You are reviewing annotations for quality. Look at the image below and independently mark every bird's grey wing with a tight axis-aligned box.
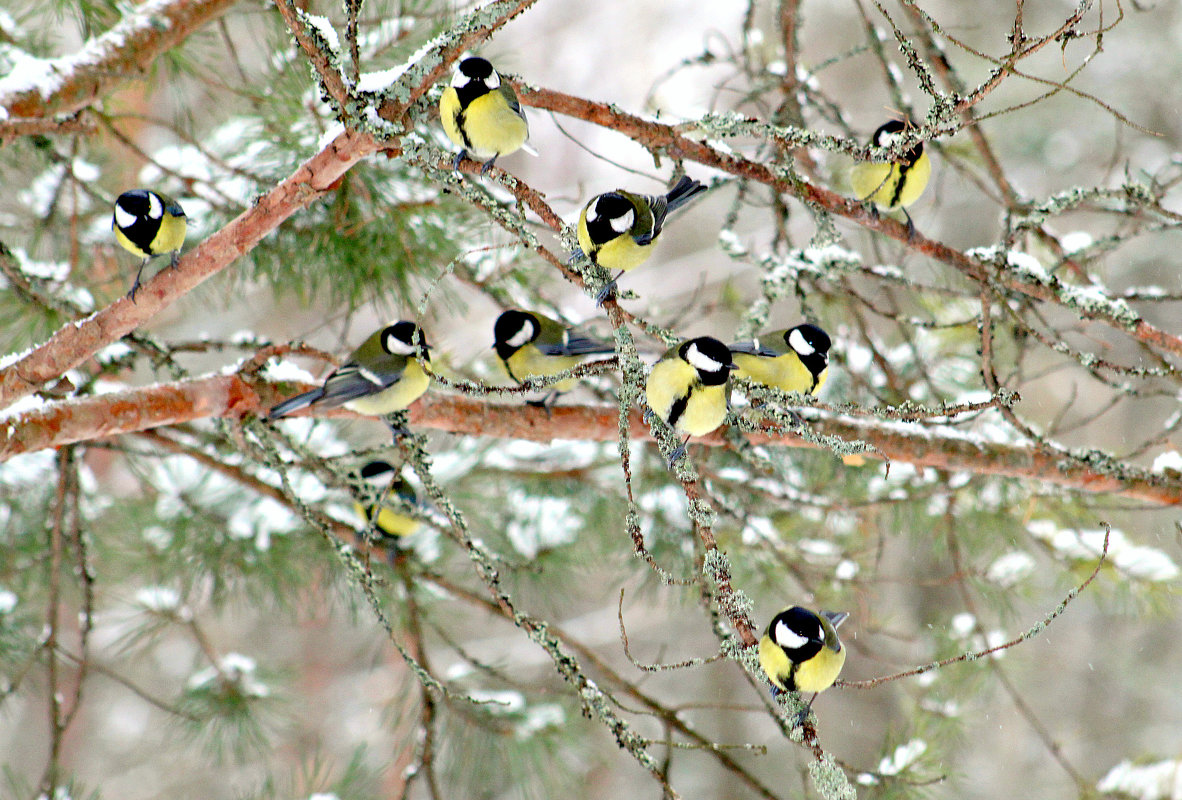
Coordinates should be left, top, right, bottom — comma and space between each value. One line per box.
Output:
316, 361, 401, 405
536, 333, 615, 357
728, 339, 779, 357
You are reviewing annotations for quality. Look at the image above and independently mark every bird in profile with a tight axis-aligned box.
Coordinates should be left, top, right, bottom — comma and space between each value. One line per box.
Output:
729, 323, 831, 396
575, 175, 707, 303
267, 321, 431, 438
493, 309, 615, 406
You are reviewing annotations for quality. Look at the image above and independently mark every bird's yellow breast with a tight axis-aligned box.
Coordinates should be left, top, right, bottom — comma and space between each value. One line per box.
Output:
151, 212, 187, 255
791, 642, 846, 694
344, 361, 431, 415
440, 89, 527, 161
504, 346, 582, 393
850, 152, 931, 210
354, 501, 420, 539
578, 209, 653, 272
646, 359, 729, 437
758, 635, 846, 694
733, 353, 827, 395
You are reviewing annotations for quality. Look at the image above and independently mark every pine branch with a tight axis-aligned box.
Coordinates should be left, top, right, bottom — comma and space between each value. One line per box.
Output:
0, 0, 538, 414
0, 0, 241, 121
3, 376, 1178, 505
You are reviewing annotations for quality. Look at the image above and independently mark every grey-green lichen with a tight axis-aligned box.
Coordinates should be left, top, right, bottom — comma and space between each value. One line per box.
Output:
970, 245, 1142, 330
809, 754, 857, 800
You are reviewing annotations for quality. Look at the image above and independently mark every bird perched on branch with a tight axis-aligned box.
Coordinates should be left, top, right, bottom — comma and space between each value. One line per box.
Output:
268, 321, 431, 437
354, 460, 422, 546
645, 336, 736, 465
730, 323, 831, 396
111, 189, 187, 302
440, 56, 532, 173
493, 309, 615, 406
849, 119, 930, 235
575, 175, 707, 303
759, 606, 849, 711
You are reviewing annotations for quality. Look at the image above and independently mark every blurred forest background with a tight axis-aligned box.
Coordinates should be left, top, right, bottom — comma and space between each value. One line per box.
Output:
0, 0, 1180, 798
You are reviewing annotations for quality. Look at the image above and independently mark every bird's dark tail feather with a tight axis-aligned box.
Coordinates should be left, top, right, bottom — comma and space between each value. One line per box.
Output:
268, 388, 324, 420
664, 175, 707, 213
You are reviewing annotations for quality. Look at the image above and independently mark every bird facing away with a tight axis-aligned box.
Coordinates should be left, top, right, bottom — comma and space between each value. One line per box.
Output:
576, 175, 707, 302
758, 606, 849, 696
849, 119, 931, 233
439, 56, 530, 173
354, 460, 422, 545
112, 189, 187, 302
493, 309, 615, 403
730, 323, 831, 396
267, 322, 431, 435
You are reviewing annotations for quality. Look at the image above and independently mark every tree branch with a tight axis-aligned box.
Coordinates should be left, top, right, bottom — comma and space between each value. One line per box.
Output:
514, 84, 1182, 362
0, 0, 539, 414
3, 375, 1178, 505
0, 0, 240, 121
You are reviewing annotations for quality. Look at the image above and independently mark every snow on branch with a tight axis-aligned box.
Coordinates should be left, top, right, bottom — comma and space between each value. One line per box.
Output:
2, 375, 1178, 506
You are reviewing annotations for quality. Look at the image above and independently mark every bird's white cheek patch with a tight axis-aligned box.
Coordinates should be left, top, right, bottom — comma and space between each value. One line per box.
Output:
113, 205, 136, 230
788, 328, 814, 356
146, 192, 162, 219
774, 621, 809, 650
610, 208, 635, 234
506, 326, 533, 348
484, 70, 500, 89
385, 335, 416, 355
685, 344, 723, 373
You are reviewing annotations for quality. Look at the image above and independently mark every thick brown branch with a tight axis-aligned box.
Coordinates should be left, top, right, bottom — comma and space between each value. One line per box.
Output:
3, 376, 1178, 506
0, 0, 541, 416
0, 127, 379, 411
0, 0, 240, 120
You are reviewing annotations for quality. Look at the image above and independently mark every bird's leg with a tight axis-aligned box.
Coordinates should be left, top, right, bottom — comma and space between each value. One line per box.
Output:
595, 271, 624, 307
451, 150, 468, 171
902, 208, 917, 241
169, 250, 181, 269
566, 246, 586, 265
126, 257, 150, 302
383, 411, 412, 442
666, 435, 691, 469
480, 155, 498, 175
526, 390, 560, 414
790, 692, 820, 729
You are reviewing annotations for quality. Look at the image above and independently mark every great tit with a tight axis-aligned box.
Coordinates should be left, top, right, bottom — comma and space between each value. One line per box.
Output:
645, 336, 736, 463
849, 119, 930, 233
493, 309, 615, 404
440, 56, 530, 173
112, 189, 187, 301
268, 321, 431, 433
730, 323, 831, 396
759, 606, 849, 698
354, 460, 421, 544
576, 175, 707, 302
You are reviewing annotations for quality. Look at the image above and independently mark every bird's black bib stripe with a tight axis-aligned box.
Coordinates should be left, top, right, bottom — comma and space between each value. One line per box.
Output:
667, 390, 691, 429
